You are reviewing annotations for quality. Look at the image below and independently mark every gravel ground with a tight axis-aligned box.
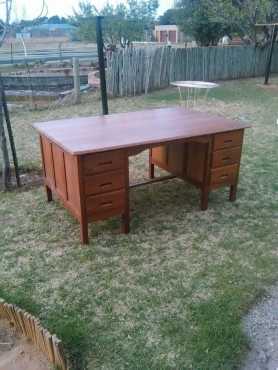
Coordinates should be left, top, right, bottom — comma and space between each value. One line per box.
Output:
242, 287, 278, 370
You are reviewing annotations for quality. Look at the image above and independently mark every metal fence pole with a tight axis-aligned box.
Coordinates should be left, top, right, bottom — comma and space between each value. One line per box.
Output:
0, 75, 20, 187
264, 25, 278, 85
96, 16, 108, 115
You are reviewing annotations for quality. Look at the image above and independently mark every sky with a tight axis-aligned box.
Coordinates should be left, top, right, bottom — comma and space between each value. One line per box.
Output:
2, 0, 173, 21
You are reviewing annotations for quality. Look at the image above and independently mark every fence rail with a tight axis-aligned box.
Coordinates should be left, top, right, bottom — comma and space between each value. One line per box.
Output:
0, 43, 97, 65
107, 45, 278, 97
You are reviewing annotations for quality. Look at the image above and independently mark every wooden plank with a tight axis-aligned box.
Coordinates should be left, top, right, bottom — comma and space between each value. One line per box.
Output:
41, 136, 55, 188
52, 143, 68, 200
130, 175, 176, 188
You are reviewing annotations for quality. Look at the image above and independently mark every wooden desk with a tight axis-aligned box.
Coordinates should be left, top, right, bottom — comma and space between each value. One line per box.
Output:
34, 107, 250, 244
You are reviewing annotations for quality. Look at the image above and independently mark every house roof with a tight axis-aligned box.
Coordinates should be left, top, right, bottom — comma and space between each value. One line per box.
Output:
24, 23, 76, 32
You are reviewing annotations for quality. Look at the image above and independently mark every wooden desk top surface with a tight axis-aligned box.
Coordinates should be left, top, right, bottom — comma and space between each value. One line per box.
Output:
34, 107, 250, 155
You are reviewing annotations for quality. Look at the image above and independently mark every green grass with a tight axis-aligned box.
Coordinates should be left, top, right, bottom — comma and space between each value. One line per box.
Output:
1, 77, 278, 369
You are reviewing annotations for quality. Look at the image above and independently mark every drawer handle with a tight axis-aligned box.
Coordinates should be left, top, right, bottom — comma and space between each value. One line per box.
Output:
100, 182, 112, 188
224, 139, 233, 144
101, 201, 113, 208
222, 157, 231, 161
220, 174, 229, 179
99, 160, 112, 166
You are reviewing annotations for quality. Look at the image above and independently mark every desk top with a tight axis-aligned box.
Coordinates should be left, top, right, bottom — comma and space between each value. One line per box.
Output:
34, 107, 250, 155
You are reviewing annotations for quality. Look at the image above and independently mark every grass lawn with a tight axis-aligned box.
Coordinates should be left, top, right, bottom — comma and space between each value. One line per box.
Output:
0, 77, 278, 369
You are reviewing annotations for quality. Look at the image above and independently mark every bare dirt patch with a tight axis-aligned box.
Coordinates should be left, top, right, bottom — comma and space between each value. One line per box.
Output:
0, 170, 43, 192
256, 83, 278, 91
18, 171, 43, 189
0, 320, 51, 370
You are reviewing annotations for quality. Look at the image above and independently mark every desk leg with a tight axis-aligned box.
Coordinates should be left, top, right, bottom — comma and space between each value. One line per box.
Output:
121, 212, 130, 234
45, 185, 53, 202
149, 150, 155, 179
201, 188, 209, 210
122, 153, 130, 234
229, 184, 237, 202
80, 220, 89, 245
200, 140, 212, 211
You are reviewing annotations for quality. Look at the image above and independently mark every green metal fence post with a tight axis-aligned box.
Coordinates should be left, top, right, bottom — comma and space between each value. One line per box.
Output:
96, 16, 108, 115
264, 25, 278, 85
0, 75, 21, 187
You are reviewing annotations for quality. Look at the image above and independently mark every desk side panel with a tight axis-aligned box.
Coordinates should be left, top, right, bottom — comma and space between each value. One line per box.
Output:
186, 142, 207, 184
52, 143, 68, 201
41, 135, 55, 189
64, 153, 82, 219
40, 135, 82, 220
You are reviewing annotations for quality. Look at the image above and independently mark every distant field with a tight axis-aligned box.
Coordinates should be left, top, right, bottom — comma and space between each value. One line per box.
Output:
3, 37, 97, 50
0, 38, 97, 66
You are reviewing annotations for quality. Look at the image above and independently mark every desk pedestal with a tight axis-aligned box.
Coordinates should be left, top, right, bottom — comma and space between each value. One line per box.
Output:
40, 136, 129, 244
150, 130, 244, 210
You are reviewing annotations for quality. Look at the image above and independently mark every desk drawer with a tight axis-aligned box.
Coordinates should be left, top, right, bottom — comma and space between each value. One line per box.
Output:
210, 164, 238, 186
213, 130, 243, 150
83, 150, 124, 175
84, 170, 125, 195
86, 189, 125, 219
212, 147, 241, 168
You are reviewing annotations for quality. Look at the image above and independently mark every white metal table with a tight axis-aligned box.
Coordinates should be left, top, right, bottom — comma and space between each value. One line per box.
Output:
171, 81, 219, 108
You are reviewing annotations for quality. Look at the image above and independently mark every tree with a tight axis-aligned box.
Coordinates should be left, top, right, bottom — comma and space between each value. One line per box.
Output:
158, 9, 179, 25
230, 0, 278, 44
73, 0, 159, 46
48, 15, 65, 24
101, 3, 148, 47
0, 0, 12, 47
72, 1, 97, 42
176, 0, 278, 46
177, 0, 235, 46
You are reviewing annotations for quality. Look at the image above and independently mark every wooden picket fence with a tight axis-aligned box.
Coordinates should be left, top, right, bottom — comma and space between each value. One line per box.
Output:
0, 299, 68, 370
106, 45, 278, 97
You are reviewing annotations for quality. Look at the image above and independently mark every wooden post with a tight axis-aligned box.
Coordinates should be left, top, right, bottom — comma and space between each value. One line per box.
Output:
264, 25, 277, 85
96, 16, 109, 115
10, 43, 13, 64
73, 57, 81, 104
59, 42, 63, 63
